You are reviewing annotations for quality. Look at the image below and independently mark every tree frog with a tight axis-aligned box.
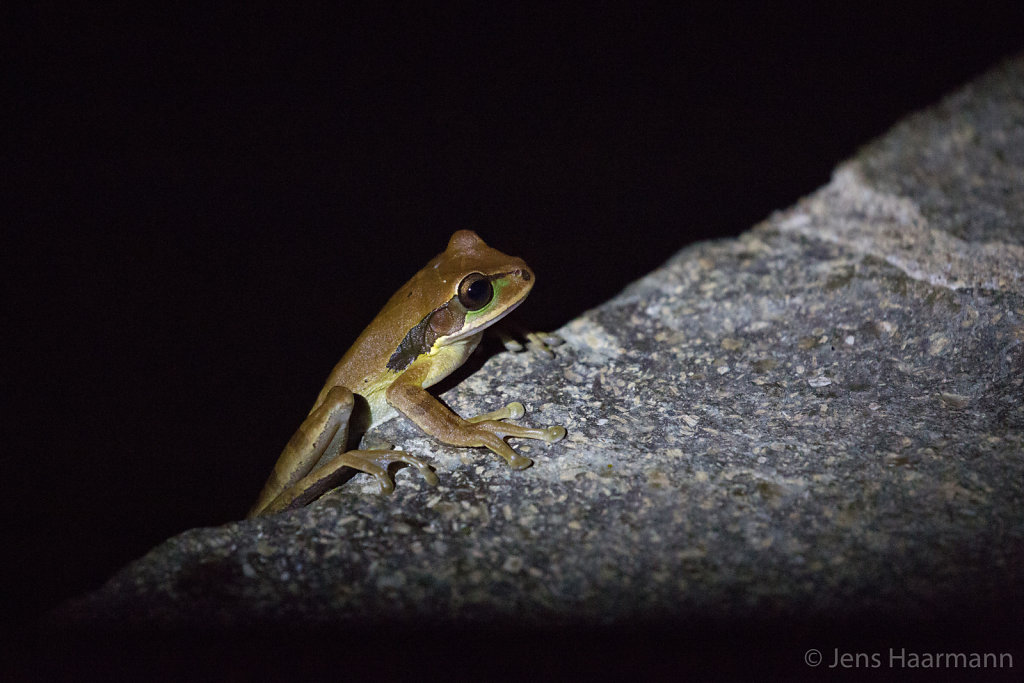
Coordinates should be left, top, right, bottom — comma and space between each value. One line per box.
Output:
248, 230, 566, 517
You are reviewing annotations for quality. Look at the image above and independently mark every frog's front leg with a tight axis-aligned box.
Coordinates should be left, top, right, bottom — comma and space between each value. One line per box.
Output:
248, 385, 437, 518
386, 380, 566, 470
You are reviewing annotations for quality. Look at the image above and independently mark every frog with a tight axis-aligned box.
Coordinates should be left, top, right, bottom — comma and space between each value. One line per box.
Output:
248, 230, 566, 517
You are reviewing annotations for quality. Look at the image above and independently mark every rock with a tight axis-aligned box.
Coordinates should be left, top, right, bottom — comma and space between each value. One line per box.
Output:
55, 57, 1024, 644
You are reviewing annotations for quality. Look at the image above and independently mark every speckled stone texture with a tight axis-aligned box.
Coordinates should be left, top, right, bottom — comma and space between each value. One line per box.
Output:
57, 57, 1024, 635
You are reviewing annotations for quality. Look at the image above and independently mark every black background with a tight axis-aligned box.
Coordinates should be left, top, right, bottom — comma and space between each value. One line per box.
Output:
6, 2, 1024, 669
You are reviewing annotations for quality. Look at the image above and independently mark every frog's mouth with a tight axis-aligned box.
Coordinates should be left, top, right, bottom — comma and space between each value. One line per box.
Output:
446, 291, 526, 344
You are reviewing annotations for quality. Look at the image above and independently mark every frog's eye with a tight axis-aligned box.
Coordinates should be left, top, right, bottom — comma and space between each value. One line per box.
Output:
457, 273, 493, 311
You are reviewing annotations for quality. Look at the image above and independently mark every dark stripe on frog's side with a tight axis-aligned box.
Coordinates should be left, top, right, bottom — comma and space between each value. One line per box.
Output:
387, 300, 466, 372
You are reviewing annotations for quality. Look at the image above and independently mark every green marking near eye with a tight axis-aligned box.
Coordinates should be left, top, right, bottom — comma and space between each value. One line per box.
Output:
464, 276, 510, 324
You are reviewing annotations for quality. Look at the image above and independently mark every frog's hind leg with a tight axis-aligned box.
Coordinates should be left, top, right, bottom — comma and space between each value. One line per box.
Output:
261, 449, 439, 516
248, 385, 355, 518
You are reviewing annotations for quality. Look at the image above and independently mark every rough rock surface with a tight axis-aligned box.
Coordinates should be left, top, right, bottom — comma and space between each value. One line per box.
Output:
57, 57, 1024, 636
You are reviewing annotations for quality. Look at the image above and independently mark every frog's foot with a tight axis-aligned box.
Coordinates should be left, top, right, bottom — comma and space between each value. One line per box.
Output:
525, 331, 564, 357
341, 449, 440, 493
462, 402, 567, 470
496, 325, 564, 358
261, 449, 438, 515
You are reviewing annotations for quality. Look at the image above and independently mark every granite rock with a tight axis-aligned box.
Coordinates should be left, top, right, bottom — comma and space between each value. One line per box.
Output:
56, 57, 1024, 635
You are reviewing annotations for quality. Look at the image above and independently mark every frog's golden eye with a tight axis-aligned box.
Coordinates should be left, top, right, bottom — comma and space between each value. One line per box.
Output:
457, 272, 493, 311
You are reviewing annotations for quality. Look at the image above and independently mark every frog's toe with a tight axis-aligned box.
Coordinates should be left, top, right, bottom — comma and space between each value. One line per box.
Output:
505, 402, 526, 420
375, 475, 397, 495
543, 426, 567, 443
408, 457, 440, 486
510, 454, 533, 470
